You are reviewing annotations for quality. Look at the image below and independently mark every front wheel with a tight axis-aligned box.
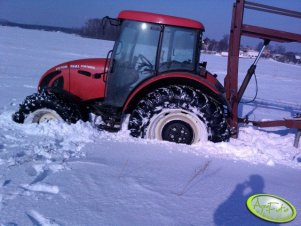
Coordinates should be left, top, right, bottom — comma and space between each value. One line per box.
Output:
12, 91, 83, 124
128, 85, 229, 144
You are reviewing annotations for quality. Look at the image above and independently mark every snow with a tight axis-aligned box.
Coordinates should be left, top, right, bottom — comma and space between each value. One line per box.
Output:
26, 210, 61, 226
0, 26, 301, 225
21, 183, 59, 194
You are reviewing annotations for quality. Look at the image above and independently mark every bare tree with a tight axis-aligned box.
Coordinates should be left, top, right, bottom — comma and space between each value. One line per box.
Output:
218, 34, 229, 52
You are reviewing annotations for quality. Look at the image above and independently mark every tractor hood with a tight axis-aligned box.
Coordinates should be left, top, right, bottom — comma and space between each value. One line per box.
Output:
39, 58, 109, 101
67, 58, 108, 74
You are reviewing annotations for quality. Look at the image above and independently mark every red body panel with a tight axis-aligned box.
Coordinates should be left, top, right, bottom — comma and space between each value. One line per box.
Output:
123, 72, 223, 112
39, 58, 107, 101
118, 10, 204, 30
68, 58, 107, 100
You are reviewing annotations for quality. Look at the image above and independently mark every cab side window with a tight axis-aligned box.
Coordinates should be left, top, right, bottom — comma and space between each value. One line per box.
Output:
159, 27, 197, 73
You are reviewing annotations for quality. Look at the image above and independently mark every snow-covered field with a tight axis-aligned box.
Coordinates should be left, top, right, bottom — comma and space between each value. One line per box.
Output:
0, 26, 300, 225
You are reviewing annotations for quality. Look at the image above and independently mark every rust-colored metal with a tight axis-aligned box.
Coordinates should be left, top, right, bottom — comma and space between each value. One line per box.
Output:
224, 0, 245, 137
241, 25, 301, 43
225, 0, 301, 137
240, 118, 301, 129
245, 1, 301, 19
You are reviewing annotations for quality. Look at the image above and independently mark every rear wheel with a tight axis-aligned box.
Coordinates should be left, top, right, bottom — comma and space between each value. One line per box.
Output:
146, 109, 208, 144
12, 91, 83, 124
128, 85, 229, 144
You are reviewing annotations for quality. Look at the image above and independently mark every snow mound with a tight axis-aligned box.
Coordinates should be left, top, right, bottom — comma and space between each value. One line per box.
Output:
1, 110, 300, 173
21, 183, 59, 194
191, 126, 300, 167
26, 210, 61, 226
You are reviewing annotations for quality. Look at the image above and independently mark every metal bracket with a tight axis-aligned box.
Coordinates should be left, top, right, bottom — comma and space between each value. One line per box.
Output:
294, 129, 301, 148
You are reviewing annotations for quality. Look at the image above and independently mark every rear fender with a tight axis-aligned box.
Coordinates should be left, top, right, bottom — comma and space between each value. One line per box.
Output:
123, 72, 230, 113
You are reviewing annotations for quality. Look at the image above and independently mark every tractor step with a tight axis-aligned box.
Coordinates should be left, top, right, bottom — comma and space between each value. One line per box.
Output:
97, 124, 120, 132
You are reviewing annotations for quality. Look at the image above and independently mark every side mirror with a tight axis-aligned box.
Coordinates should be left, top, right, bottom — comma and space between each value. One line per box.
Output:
199, 61, 207, 68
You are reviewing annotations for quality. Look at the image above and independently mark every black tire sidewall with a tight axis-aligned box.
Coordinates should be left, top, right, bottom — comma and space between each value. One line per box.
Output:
13, 92, 81, 124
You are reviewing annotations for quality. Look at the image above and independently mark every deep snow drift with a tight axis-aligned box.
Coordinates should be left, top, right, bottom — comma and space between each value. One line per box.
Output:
0, 26, 300, 225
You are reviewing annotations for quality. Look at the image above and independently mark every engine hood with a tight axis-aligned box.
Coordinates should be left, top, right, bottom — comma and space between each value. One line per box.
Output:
66, 58, 108, 72
39, 58, 108, 88
41, 58, 108, 78
39, 58, 109, 101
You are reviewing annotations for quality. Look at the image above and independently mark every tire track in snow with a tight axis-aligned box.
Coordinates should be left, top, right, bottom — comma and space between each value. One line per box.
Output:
26, 210, 61, 226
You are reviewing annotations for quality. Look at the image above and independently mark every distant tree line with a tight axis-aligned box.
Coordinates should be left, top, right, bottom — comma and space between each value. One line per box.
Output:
79, 18, 120, 41
203, 34, 300, 64
203, 35, 229, 53
1, 18, 299, 64
0, 20, 80, 34
255, 43, 300, 64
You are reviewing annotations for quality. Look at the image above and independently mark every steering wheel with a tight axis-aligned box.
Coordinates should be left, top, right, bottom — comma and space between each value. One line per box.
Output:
137, 54, 153, 71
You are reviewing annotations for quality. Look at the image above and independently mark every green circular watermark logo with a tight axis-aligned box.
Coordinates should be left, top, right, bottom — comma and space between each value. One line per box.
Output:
246, 194, 297, 223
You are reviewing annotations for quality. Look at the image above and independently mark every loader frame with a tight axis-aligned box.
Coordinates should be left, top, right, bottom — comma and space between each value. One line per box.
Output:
224, 0, 301, 146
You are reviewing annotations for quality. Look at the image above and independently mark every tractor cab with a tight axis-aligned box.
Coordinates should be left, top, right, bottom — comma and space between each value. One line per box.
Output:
105, 11, 205, 107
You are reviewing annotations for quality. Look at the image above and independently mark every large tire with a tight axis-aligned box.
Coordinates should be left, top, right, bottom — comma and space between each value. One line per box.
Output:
128, 85, 229, 144
12, 91, 83, 124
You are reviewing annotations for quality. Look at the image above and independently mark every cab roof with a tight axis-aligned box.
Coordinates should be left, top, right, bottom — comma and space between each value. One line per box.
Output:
118, 10, 205, 31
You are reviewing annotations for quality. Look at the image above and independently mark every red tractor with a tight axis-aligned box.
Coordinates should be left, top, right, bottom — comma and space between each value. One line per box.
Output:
13, 0, 301, 146
13, 10, 230, 144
